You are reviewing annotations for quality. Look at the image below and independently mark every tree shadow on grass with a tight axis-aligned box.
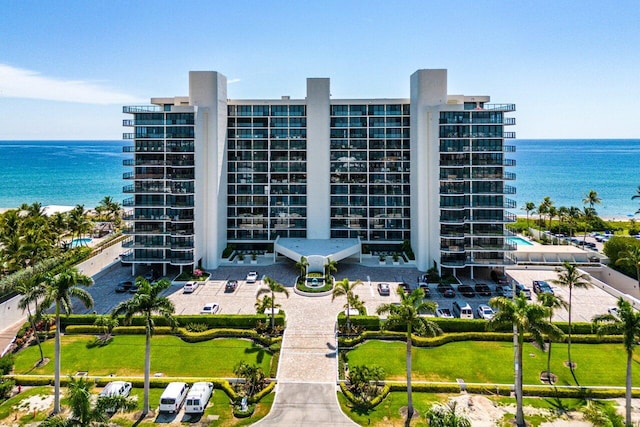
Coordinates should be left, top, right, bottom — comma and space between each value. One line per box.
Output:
86, 336, 113, 349
243, 342, 269, 364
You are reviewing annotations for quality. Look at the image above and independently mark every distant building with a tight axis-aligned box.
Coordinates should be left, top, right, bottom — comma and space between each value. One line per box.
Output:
122, 69, 516, 277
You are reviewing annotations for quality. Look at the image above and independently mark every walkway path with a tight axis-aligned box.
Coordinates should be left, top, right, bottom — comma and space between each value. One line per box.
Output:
255, 293, 357, 426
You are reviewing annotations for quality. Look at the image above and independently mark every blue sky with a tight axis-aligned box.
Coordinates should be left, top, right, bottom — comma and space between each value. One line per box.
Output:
1, 0, 639, 140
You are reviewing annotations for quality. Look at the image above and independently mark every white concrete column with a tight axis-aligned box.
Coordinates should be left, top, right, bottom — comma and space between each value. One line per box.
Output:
410, 69, 448, 271
305, 78, 331, 239
190, 71, 228, 269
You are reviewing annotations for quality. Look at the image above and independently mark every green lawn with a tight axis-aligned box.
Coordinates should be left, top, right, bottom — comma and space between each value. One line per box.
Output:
13, 335, 273, 377
347, 340, 640, 386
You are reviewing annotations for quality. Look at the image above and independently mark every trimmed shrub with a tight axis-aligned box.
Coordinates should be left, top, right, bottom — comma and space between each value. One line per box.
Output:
59, 314, 284, 330
337, 315, 380, 331
0, 354, 15, 375
248, 380, 276, 404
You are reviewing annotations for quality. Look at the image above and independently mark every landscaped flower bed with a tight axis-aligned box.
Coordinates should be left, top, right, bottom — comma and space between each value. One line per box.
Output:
174, 268, 210, 282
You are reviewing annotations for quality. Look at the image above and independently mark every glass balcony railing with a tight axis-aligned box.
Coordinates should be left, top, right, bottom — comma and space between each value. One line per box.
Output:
123, 106, 163, 113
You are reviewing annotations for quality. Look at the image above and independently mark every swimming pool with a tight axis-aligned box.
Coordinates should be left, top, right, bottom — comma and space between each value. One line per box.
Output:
69, 238, 93, 248
507, 237, 533, 247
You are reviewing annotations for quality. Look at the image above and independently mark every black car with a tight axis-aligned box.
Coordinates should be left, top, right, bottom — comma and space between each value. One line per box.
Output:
532, 280, 554, 295
128, 283, 140, 294
418, 282, 431, 298
490, 270, 509, 285
115, 280, 133, 293
474, 283, 492, 297
458, 284, 476, 298
398, 283, 411, 294
436, 283, 456, 298
225, 280, 238, 293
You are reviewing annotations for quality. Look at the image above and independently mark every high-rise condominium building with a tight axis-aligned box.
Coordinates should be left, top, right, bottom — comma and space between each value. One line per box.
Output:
122, 69, 516, 277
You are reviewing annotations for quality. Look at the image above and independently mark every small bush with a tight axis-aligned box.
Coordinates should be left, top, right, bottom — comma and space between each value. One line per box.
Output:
185, 323, 209, 333
0, 354, 15, 375
0, 379, 16, 399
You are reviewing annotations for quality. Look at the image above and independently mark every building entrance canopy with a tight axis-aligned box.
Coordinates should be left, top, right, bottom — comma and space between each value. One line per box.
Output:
274, 237, 361, 264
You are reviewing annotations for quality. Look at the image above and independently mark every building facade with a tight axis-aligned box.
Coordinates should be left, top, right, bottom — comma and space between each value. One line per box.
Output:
122, 69, 516, 275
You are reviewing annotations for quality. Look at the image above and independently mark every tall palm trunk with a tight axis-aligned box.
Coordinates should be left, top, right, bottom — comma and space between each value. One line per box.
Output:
270, 291, 276, 331
626, 350, 632, 427
26, 304, 44, 364
567, 288, 579, 386
546, 313, 553, 383
405, 324, 413, 426
143, 329, 151, 415
515, 329, 525, 427
54, 303, 61, 414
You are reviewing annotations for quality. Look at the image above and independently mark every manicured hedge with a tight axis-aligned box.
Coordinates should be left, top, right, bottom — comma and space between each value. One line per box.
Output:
59, 314, 285, 330
248, 380, 276, 404
337, 315, 380, 331
339, 331, 623, 349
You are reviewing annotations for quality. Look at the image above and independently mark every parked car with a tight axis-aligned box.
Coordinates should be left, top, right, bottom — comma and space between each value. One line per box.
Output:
515, 283, 532, 299
200, 303, 220, 314
532, 280, 554, 295
496, 285, 514, 298
99, 381, 132, 412
128, 283, 139, 294
418, 282, 431, 298
437, 283, 456, 298
476, 304, 495, 320
225, 280, 238, 292
159, 382, 189, 413
491, 270, 509, 285
452, 301, 474, 319
435, 308, 453, 318
457, 284, 476, 298
474, 283, 492, 297
246, 271, 259, 283
115, 280, 133, 293
398, 283, 411, 294
183, 281, 199, 294
608, 306, 619, 318
144, 271, 156, 282
377, 283, 390, 296
184, 382, 214, 414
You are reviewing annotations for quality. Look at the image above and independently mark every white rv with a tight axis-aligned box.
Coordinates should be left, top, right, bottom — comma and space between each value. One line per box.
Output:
159, 382, 189, 413
184, 382, 214, 414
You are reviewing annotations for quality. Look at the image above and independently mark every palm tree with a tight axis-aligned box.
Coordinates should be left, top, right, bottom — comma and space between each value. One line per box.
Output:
538, 196, 553, 229
257, 276, 289, 332
255, 294, 279, 315
111, 278, 175, 416
488, 294, 562, 427
40, 267, 94, 414
295, 256, 309, 279
593, 297, 640, 427
537, 292, 568, 383
548, 205, 558, 236
550, 262, 591, 385
583, 189, 602, 211
633, 186, 640, 214
377, 288, 441, 425
523, 202, 536, 230
96, 196, 122, 225
325, 258, 338, 281
15, 272, 46, 365
616, 246, 640, 296
331, 278, 363, 334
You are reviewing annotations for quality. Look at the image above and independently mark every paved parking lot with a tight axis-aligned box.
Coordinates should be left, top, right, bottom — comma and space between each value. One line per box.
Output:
79, 260, 619, 323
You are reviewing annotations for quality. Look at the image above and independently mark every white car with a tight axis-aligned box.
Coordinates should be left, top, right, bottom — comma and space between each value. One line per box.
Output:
476, 304, 495, 320
608, 306, 619, 318
183, 281, 199, 293
435, 308, 453, 318
200, 303, 220, 314
246, 271, 259, 283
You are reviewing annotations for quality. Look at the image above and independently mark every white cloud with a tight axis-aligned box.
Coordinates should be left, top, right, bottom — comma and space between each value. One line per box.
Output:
227, 78, 241, 84
0, 64, 144, 105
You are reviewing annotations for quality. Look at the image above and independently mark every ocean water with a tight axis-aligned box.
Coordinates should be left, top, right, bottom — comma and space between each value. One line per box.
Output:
0, 141, 126, 209
512, 139, 640, 219
0, 139, 638, 218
